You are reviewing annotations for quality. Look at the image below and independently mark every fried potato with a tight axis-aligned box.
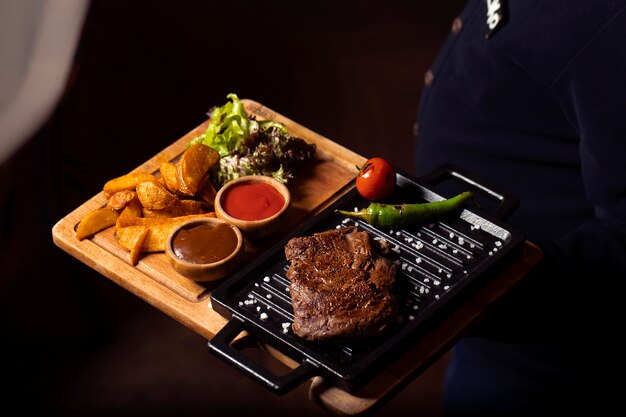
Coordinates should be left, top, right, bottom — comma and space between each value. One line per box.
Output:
136, 180, 177, 210
159, 161, 179, 194
143, 199, 212, 218
115, 213, 216, 252
76, 207, 119, 240
117, 197, 143, 225
103, 172, 155, 199
106, 190, 137, 211
176, 143, 220, 196
116, 212, 216, 228
128, 226, 150, 266
195, 180, 217, 204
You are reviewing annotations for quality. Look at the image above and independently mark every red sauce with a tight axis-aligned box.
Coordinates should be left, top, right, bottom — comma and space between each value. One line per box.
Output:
222, 182, 285, 221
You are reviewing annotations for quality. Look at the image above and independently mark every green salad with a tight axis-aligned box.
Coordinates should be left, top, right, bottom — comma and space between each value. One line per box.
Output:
188, 93, 316, 188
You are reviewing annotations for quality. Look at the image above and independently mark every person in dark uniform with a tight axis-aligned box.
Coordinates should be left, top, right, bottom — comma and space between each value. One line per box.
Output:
415, 0, 626, 415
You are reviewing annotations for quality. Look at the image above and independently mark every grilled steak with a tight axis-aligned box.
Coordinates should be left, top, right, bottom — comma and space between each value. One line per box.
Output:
284, 226, 398, 341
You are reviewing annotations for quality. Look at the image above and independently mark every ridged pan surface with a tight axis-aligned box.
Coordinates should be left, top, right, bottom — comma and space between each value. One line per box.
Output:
209, 171, 525, 393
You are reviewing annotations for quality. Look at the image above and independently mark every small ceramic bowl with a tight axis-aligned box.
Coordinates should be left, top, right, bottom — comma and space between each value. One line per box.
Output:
166, 217, 244, 282
214, 175, 291, 239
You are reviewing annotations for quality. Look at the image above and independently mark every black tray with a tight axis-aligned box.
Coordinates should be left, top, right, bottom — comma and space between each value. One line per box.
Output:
208, 164, 525, 394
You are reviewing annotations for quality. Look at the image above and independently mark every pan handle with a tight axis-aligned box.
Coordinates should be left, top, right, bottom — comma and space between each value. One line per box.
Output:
419, 163, 520, 221
208, 316, 319, 394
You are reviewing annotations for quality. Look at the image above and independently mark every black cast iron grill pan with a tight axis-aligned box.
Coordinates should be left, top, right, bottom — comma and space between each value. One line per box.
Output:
208, 164, 525, 394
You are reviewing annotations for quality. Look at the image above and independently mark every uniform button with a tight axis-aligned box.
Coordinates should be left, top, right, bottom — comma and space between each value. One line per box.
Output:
424, 69, 434, 86
451, 17, 463, 34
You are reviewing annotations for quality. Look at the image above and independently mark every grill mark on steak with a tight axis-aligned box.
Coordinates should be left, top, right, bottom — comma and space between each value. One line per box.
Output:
284, 226, 398, 341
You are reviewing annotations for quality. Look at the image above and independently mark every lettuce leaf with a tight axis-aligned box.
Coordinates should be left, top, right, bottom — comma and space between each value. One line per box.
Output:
189, 93, 316, 188
188, 93, 258, 157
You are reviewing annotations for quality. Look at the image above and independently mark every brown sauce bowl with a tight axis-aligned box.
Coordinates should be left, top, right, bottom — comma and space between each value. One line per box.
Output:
166, 217, 244, 282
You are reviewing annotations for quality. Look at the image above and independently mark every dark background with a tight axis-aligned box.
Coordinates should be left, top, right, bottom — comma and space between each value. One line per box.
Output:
1, 1, 466, 415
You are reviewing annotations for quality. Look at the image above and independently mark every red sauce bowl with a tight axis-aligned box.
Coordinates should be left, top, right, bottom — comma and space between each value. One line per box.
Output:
214, 175, 291, 238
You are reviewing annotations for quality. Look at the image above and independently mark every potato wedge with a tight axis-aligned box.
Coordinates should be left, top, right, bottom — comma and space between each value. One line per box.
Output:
116, 212, 216, 228
176, 143, 220, 196
195, 180, 217, 204
103, 172, 155, 199
116, 226, 152, 251
76, 207, 119, 240
116, 213, 215, 252
106, 190, 137, 211
159, 161, 179, 194
117, 197, 143, 227
136, 180, 177, 210
143, 199, 212, 218
128, 226, 150, 266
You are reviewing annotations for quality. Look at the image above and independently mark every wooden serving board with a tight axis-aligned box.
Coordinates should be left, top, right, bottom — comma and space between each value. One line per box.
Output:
53, 99, 365, 305
52, 99, 543, 416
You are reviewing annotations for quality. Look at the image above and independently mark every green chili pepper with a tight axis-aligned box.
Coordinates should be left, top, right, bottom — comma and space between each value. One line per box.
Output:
336, 191, 474, 228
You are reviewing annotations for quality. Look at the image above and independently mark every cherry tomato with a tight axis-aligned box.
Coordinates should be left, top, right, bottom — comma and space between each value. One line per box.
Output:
356, 157, 396, 201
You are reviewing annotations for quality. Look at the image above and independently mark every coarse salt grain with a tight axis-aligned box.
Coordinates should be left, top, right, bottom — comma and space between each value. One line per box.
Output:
260, 313, 268, 320
263, 276, 270, 282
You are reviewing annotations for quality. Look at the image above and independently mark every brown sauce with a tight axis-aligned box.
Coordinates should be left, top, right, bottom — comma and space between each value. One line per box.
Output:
172, 223, 238, 264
